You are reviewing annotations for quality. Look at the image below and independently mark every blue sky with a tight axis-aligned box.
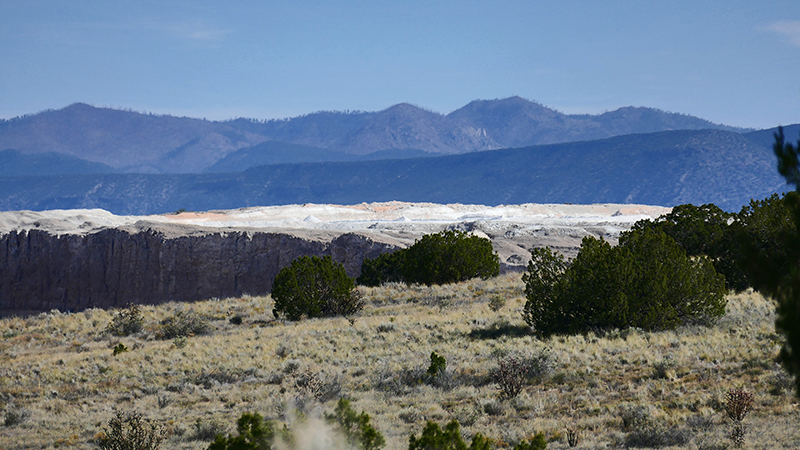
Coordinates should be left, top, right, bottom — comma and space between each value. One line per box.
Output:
1, 1, 798, 129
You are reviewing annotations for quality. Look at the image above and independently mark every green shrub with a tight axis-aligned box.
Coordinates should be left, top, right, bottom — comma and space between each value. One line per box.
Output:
402, 230, 499, 286
513, 434, 547, 450
325, 398, 386, 450
358, 230, 499, 287
97, 410, 165, 450
427, 351, 447, 377
158, 310, 212, 339
208, 412, 276, 450
408, 420, 491, 450
357, 250, 407, 287
272, 255, 363, 321
112, 343, 128, 356
736, 192, 800, 295
523, 228, 727, 336
631, 203, 748, 292
521, 247, 568, 332
632, 196, 800, 295
106, 304, 144, 337
210, 402, 384, 450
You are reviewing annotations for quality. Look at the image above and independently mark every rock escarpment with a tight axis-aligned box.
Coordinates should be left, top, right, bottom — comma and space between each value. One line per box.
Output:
0, 226, 396, 315
0, 202, 671, 316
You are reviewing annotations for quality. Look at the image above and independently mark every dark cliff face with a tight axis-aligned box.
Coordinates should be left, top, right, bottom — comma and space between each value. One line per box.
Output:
0, 228, 397, 315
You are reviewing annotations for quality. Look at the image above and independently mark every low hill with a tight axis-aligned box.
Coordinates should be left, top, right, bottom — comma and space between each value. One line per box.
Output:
205, 141, 435, 173
0, 129, 786, 214
744, 124, 800, 150
0, 149, 116, 176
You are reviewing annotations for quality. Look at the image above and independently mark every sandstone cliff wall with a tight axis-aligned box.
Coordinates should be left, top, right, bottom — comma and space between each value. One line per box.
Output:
0, 228, 397, 315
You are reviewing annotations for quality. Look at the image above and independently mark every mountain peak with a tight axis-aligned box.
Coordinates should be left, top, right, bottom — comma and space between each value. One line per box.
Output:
381, 102, 438, 116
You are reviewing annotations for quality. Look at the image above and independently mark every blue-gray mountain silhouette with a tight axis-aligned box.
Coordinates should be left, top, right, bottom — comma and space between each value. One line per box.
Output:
0, 97, 742, 174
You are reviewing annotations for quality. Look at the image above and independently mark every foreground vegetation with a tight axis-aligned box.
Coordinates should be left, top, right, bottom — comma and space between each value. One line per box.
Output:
1, 273, 798, 449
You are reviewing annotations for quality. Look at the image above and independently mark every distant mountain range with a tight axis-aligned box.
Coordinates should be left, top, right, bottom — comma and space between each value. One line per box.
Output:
0, 127, 794, 214
0, 97, 745, 174
0, 99, 795, 215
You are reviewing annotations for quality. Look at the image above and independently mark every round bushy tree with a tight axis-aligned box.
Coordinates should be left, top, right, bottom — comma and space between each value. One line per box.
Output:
358, 230, 499, 287
272, 255, 363, 321
523, 228, 727, 336
401, 230, 499, 286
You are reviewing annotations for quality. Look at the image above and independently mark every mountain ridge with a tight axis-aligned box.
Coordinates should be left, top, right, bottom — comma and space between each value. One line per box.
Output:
0, 98, 745, 174
0, 128, 787, 214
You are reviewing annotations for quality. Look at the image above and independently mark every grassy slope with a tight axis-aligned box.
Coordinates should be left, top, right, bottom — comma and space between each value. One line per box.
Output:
0, 273, 798, 449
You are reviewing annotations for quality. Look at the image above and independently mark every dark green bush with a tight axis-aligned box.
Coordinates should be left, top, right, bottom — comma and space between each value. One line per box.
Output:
631, 203, 748, 292
325, 398, 386, 450
271, 255, 363, 321
209, 402, 384, 450
630, 203, 732, 257
358, 230, 499, 287
736, 192, 800, 295
402, 230, 499, 286
106, 304, 144, 337
208, 412, 276, 450
523, 228, 727, 336
112, 343, 128, 356
427, 351, 446, 377
357, 250, 407, 287
630, 196, 800, 294
521, 247, 568, 331
408, 420, 491, 450
513, 434, 547, 450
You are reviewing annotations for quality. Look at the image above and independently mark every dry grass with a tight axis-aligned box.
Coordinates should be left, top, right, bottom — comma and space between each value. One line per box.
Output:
1, 273, 798, 449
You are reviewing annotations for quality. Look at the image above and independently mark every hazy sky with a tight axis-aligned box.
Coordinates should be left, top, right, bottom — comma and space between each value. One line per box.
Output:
2, 1, 799, 129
